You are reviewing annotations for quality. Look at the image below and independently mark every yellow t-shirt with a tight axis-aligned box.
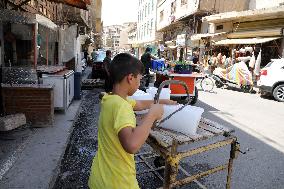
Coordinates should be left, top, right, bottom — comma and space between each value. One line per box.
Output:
88, 94, 139, 189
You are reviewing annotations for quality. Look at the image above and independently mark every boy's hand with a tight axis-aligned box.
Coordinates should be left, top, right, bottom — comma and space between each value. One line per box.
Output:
159, 99, 178, 105
148, 104, 164, 120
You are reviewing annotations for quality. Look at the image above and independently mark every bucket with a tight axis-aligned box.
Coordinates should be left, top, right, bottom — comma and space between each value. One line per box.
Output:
158, 104, 204, 135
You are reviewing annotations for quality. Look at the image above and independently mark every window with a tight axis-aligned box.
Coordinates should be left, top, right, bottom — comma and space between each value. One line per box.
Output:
160, 10, 164, 22
151, 19, 153, 35
148, 3, 150, 14
171, 0, 176, 14
181, 0, 187, 6
216, 25, 223, 30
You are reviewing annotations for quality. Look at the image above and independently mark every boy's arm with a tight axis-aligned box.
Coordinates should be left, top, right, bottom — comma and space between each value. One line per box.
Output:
118, 104, 163, 154
134, 99, 177, 111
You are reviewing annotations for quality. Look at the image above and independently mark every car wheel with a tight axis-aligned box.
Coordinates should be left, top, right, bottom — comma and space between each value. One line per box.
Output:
273, 84, 284, 102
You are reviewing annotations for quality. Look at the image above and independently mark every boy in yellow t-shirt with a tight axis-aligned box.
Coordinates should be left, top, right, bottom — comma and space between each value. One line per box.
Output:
88, 53, 176, 189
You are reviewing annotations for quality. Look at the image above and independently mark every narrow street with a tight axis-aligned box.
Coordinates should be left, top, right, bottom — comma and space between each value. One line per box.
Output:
53, 86, 284, 189
1, 0, 284, 188
196, 87, 284, 189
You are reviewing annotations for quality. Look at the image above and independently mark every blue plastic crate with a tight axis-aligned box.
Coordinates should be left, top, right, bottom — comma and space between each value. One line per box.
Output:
151, 59, 165, 71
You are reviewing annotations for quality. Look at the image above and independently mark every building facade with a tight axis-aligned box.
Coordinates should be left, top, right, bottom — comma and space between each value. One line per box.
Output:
102, 25, 123, 50
119, 22, 137, 50
156, 0, 250, 61
137, 0, 161, 56
202, 3, 284, 66
90, 0, 103, 50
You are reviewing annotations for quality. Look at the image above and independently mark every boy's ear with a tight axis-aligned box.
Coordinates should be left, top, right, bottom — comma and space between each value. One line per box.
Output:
126, 74, 134, 83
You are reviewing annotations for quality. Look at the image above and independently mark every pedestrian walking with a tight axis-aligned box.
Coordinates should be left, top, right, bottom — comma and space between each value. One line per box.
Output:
103, 50, 112, 92
140, 47, 157, 87
88, 53, 176, 189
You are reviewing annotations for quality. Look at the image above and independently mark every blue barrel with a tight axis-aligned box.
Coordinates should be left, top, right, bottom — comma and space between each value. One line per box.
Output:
74, 72, 81, 100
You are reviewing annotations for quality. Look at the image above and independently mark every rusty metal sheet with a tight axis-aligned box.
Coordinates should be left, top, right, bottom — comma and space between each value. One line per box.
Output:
48, 0, 88, 9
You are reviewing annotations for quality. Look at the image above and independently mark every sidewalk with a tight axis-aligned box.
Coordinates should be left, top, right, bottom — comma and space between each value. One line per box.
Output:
0, 68, 91, 189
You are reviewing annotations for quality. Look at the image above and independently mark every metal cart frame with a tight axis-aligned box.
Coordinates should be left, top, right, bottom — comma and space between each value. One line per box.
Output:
136, 80, 239, 189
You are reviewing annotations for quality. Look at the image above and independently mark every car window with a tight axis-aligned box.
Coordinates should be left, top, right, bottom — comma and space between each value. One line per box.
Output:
94, 51, 106, 62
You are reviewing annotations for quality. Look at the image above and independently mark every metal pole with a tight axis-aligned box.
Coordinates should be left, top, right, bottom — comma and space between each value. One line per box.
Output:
226, 140, 237, 189
33, 23, 38, 69
46, 30, 49, 65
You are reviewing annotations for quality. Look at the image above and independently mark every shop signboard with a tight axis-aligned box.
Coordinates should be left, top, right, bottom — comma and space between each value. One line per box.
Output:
176, 34, 186, 46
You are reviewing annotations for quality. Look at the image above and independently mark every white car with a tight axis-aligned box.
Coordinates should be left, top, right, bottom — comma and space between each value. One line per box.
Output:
257, 59, 284, 102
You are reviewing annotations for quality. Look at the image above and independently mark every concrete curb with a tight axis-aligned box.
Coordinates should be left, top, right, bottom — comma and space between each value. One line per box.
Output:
48, 99, 84, 189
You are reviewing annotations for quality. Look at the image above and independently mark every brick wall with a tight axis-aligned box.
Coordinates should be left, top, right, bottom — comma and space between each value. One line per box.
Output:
1, 84, 54, 127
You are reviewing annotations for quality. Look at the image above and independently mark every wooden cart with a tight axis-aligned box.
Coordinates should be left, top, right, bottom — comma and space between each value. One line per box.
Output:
136, 80, 239, 189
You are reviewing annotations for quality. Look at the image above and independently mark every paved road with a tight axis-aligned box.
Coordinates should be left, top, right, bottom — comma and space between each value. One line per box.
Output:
193, 87, 284, 189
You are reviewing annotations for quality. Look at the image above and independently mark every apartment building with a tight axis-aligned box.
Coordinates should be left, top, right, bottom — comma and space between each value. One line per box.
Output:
102, 25, 123, 50
137, 0, 162, 56
119, 22, 137, 50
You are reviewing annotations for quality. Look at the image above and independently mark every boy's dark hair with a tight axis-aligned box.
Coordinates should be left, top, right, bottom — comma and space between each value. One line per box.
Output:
109, 53, 144, 84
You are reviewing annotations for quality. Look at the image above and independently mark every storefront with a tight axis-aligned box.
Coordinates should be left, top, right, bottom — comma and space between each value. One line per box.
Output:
214, 37, 283, 67
202, 6, 284, 67
0, 9, 58, 69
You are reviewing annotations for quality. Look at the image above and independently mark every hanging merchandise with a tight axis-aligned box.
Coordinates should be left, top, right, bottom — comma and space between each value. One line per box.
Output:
254, 49, 262, 76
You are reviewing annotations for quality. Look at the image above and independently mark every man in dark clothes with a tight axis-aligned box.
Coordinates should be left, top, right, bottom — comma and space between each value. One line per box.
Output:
140, 47, 157, 87
103, 50, 112, 92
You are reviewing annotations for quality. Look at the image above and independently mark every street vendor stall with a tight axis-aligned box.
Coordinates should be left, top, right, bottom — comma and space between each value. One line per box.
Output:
151, 60, 204, 105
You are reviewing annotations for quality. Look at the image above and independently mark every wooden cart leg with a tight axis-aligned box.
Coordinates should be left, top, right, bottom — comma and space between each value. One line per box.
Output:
226, 139, 237, 189
163, 160, 172, 189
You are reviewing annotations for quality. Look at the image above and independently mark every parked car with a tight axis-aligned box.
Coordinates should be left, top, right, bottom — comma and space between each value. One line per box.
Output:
257, 58, 284, 102
92, 50, 107, 79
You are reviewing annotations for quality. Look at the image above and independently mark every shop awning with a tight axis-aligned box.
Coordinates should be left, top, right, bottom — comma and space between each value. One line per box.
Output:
48, 0, 90, 9
227, 28, 283, 38
203, 6, 284, 23
191, 32, 227, 41
213, 37, 282, 45
0, 9, 57, 30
